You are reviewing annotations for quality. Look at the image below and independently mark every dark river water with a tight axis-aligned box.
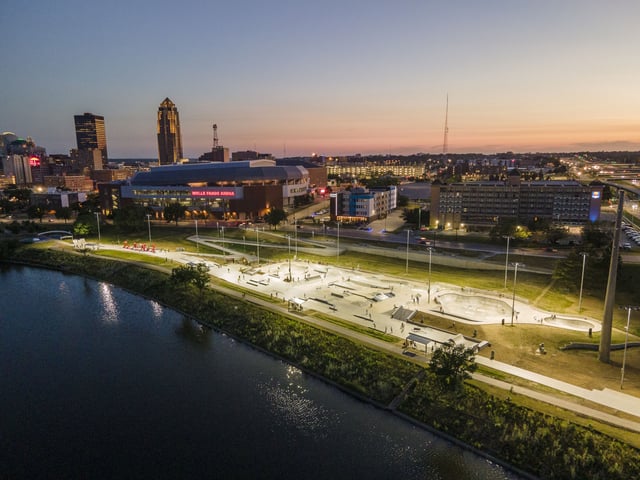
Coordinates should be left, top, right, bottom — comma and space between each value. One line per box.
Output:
0, 266, 521, 479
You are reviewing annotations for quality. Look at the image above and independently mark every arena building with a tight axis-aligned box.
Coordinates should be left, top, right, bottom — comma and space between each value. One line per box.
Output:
98, 160, 311, 221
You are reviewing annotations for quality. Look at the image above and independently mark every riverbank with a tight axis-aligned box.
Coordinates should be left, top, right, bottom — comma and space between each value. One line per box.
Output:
4, 243, 640, 479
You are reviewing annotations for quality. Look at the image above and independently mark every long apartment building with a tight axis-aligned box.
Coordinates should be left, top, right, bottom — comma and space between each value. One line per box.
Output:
430, 173, 602, 230
328, 162, 426, 179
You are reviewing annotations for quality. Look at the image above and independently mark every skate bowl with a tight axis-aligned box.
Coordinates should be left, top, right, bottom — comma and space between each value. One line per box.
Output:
542, 315, 601, 333
436, 292, 512, 323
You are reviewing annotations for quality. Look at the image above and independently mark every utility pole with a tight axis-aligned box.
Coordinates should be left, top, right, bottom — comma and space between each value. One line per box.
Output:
600, 191, 624, 363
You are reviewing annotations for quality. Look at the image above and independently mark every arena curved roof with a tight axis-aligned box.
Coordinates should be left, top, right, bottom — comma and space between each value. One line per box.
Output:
130, 161, 309, 186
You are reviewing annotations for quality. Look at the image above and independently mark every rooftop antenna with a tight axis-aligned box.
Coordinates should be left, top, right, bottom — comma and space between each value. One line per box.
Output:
442, 94, 449, 155
212, 124, 219, 150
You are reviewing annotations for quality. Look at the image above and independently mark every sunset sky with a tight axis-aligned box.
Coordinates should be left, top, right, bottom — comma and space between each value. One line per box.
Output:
2, 0, 640, 158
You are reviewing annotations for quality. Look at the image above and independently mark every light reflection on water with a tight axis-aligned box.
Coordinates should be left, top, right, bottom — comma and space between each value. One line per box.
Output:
149, 299, 164, 321
57, 280, 70, 296
259, 368, 334, 438
98, 282, 119, 324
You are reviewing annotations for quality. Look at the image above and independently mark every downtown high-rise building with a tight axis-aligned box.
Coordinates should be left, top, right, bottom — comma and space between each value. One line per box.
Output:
157, 98, 183, 165
74, 112, 108, 167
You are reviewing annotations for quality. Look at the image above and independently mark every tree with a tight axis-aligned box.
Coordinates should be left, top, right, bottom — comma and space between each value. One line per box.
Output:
73, 213, 96, 237
113, 205, 147, 233
164, 202, 187, 225
397, 195, 409, 208
401, 207, 429, 228
429, 340, 477, 391
264, 208, 287, 230
171, 263, 210, 295
581, 221, 612, 249
27, 204, 45, 223
55, 207, 73, 224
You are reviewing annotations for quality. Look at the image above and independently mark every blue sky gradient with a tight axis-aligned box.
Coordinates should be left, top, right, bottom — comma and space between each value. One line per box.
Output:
2, 0, 639, 158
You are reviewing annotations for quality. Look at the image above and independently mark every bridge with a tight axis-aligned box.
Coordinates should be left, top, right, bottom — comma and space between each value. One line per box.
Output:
37, 230, 73, 239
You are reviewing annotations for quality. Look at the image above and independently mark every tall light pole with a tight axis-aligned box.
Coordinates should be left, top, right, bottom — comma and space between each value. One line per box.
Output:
287, 234, 291, 255
504, 236, 511, 289
620, 306, 638, 389
221, 226, 225, 258
294, 217, 298, 258
578, 252, 587, 313
146, 214, 152, 243
427, 246, 433, 304
95, 212, 101, 247
405, 230, 410, 274
256, 227, 260, 265
195, 219, 199, 253
336, 222, 340, 264
510, 262, 524, 326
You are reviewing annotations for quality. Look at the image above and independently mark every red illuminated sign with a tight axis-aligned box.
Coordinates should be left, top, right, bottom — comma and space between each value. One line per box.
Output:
191, 189, 236, 198
29, 156, 40, 167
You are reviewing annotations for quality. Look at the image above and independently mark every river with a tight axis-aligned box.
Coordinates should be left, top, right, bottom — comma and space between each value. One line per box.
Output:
0, 266, 521, 479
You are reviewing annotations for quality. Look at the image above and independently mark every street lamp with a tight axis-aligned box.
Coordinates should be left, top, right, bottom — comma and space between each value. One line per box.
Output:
405, 230, 410, 274
221, 226, 225, 258
294, 217, 298, 258
503, 236, 512, 289
620, 305, 639, 389
578, 252, 587, 313
256, 227, 260, 265
510, 262, 524, 326
287, 234, 291, 255
195, 219, 199, 253
336, 221, 340, 264
146, 214, 152, 243
95, 212, 101, 247
427, 246, 433, 303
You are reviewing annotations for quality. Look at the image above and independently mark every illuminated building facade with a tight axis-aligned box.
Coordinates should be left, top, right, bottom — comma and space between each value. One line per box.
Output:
330, 186, 397, 223
430, 177, 602, 229
74, 113, 108, 167
157, 98, 183, 165
98, 160, 310, 221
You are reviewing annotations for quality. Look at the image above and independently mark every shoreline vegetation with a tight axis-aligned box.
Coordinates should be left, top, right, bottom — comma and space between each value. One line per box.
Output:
4, 244, 640, 480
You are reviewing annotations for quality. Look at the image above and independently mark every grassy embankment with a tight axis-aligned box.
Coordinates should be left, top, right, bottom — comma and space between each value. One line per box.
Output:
4, 241, 640, 479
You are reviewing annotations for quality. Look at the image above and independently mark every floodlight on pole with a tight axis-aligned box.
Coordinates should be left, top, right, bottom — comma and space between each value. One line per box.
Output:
146, 214, 152, 243
503, 236, 511, 288
95, 212, 101, 247
336, 222, 340, 264
578, 252, 587, 313
195, 219, 199, 253
256, 228, 260, 265
620, 305, 639, 389
405, 230, 410, 274
427, 246, 433, 304
510, 262, 524, 326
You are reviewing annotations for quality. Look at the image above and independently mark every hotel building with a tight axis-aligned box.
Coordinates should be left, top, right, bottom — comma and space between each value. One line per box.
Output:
430, 174, 602, 230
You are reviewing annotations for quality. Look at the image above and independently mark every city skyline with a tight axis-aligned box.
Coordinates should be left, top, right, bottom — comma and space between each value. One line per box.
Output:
2, 0, 640, 158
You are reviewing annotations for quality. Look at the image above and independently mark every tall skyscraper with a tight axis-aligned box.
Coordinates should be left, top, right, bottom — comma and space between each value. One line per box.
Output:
157, 98, 183, 165
74, 113, 108, 167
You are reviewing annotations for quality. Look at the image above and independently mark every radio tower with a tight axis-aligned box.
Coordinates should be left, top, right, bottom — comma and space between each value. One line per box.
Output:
442, 94, 449, 155
212, 124, 219, 150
